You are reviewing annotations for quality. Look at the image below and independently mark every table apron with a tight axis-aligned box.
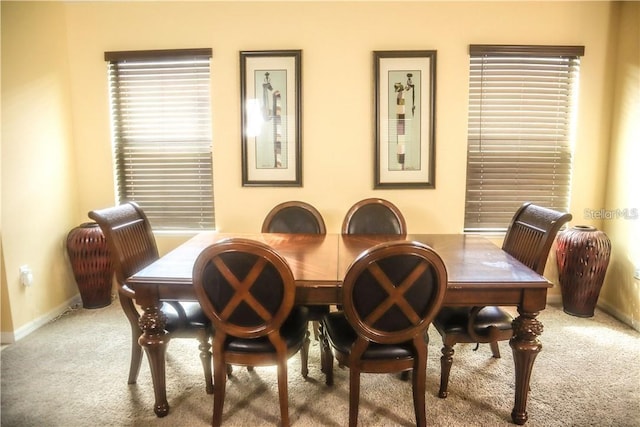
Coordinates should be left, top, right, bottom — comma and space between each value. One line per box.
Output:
443, 287, 548, 311
132, 284, 549, 312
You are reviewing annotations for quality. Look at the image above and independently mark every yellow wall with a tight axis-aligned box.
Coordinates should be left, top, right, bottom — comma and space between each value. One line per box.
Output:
600, 2, 640, 329
2, 1, 635, 337
64, 1, 614, 236
1, 1, 80, 340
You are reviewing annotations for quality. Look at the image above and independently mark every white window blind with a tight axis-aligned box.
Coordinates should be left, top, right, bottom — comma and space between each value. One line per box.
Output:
105, 49, 215, 230
464, 45, 584, 231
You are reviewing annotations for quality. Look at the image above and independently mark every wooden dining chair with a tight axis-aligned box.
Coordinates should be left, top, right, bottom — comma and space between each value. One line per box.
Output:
433, 202, 572, 398
262, 200, 329, 343
192, 238, 310, 427
320, 240, 448, 427
341, 198, 407, 236
262, 200, 326, 234
88, 202, 213, 393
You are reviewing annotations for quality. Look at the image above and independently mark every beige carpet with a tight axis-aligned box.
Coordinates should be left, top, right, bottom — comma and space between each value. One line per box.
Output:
1, 300, 639, 427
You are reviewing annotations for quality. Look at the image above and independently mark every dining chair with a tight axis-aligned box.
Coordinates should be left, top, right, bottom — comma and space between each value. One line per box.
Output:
433, 202, 572, 398
262, 200, 329, 342
341, 198, 407, 236
262, 200, 326, 234
192, 238, 310, 427
88, 202, 213, 394
320, 240, 447, 427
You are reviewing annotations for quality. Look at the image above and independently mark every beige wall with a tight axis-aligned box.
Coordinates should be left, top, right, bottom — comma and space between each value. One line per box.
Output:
64, 1, 614, 236
600, 2, 640, 329
2, 1, 634, 337
1, 1, 80, 340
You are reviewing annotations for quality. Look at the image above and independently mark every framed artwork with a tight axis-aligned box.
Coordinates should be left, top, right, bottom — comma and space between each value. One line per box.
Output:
240, 50, 302, 186
374, 50, 436, 188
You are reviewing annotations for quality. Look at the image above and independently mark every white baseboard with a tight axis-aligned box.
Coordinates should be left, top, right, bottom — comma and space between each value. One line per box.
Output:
547, 293, 562, 304
1, 294, 82, 344
547, 294, 639, 332
597, 298, 640, 332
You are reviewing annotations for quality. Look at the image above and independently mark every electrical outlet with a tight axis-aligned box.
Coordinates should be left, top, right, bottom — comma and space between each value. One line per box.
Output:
19, 265, 33, 287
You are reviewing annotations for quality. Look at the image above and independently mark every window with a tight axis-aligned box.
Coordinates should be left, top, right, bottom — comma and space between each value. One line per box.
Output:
105, 48, 215, 230
464, 45, 584, 231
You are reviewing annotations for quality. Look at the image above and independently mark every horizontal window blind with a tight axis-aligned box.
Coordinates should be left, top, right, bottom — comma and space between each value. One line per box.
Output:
105, 49, 215, 230
464, 45, 584, 231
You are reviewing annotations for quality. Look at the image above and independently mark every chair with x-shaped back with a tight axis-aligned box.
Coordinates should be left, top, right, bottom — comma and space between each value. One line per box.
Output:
321, 240, 447, 427
89, 202, 213, 393
433, 202, 572, 398
262, 200, 329, 342
192, 238, 310, 427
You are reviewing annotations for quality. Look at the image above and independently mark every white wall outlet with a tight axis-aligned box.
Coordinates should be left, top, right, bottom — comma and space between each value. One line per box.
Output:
19, 265, 33, 287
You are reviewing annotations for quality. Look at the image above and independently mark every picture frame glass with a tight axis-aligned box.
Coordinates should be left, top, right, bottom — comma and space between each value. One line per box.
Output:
386, 68, 423, 172
253, 68, 289, 169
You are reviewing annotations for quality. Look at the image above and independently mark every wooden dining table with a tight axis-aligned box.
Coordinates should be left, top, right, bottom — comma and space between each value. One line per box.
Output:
127, 232, 551, 425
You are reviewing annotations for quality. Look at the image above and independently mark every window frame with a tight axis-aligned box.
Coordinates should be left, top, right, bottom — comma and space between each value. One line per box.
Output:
104, 48, 215, 231
463, 44, 585, 232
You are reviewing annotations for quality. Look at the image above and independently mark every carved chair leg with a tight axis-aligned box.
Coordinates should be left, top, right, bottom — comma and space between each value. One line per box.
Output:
320, 328, 334, 386
412, 355, 427, 427
348, 368, 361, 427
319, 322, 327, 374
277, 359, 290, 427
197, 329, 214, 394
312, 320, 320, 341
439, 344, 455, 398
212, 346, 226, 427
128, 327, 143, 384
301, 330, 310, 378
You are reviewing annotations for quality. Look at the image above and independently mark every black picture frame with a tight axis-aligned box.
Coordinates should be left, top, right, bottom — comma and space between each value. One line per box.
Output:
374, 50, 436, 189
240, 50, 302, 187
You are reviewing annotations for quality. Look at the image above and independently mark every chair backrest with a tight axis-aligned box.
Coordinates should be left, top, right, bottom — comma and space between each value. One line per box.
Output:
262, 201, 326, 234
502, 203, 573, 274
342, 240, 447, 345
341, 198, 407, 236
88, 202, 159, 297
192, 238, 296, 339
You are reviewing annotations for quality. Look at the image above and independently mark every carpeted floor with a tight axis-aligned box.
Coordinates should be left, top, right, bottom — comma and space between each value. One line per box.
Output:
1, 299, 639, 426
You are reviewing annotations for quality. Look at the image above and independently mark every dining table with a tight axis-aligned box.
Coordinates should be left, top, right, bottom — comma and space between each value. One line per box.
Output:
127, 232, 552, 425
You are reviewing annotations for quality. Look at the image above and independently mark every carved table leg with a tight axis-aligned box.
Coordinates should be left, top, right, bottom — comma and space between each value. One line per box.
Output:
138, 303, 171, 417
509, 308, 544, 425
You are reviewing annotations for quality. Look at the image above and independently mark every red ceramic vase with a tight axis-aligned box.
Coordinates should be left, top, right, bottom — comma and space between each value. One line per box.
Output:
66, 222, 113, 309
556, 225, 611, 317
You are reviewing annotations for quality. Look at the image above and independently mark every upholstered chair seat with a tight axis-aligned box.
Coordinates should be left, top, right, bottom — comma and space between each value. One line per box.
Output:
434, 306, 513, 337
323, 312, 424, 360
223, 306, 309, 354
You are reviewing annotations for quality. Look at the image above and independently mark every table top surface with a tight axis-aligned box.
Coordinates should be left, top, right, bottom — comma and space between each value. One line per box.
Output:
128, 232, 550, 290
